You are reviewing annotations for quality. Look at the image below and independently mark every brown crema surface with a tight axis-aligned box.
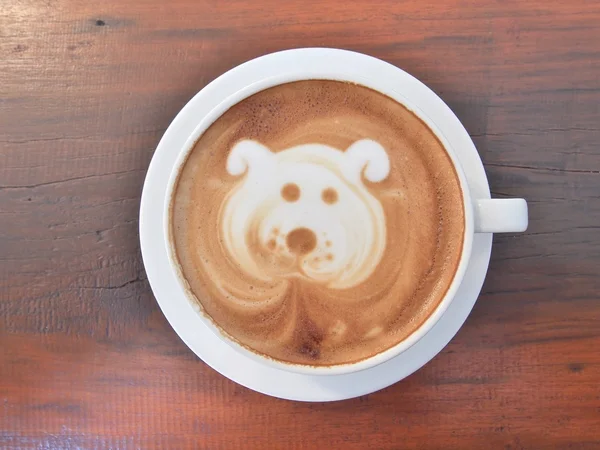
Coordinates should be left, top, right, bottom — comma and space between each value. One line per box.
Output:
170, 80, 464, 366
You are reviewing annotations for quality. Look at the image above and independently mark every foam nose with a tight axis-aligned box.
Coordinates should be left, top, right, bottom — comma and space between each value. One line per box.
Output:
286, 227, 317, 255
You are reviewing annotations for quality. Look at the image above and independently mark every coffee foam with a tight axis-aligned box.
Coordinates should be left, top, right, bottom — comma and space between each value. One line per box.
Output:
171, 80, 465, 366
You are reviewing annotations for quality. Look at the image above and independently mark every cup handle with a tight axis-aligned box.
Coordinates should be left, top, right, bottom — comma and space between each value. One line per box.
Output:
473, 198, 528, 233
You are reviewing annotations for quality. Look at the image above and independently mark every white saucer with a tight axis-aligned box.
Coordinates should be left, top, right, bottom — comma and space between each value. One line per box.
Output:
139, 49, 493, 402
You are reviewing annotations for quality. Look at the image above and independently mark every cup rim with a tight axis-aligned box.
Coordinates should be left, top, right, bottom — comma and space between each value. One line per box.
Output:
162, 49, 474, 376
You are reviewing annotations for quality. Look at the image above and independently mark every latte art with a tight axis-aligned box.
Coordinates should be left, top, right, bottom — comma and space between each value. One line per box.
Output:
221, 139, 390, 289
171, 80, 465, 366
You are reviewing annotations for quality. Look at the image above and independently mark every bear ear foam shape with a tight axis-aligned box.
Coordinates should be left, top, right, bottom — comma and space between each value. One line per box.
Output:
226, 140, 274, 176
344, 139, 390, 183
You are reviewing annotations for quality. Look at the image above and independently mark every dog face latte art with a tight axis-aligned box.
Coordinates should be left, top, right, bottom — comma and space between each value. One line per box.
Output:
171, 80, 465, 366
223, 139, 390, 290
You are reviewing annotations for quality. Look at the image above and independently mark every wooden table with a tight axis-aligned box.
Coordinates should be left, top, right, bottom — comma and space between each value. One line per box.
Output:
2, 1, 599, 448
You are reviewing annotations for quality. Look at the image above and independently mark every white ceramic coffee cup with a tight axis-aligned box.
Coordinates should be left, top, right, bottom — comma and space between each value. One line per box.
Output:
162, 48, 528, 376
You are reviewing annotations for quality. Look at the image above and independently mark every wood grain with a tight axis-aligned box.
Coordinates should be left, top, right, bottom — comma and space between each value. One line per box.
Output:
1, 0, 599, 448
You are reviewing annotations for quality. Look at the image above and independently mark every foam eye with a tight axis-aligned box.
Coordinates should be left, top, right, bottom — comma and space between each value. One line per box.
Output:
281, 183, 300, 202
321, 188, 338, 205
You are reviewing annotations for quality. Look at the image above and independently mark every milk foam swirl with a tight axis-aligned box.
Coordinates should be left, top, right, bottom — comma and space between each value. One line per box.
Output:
221, 139, 390, 290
